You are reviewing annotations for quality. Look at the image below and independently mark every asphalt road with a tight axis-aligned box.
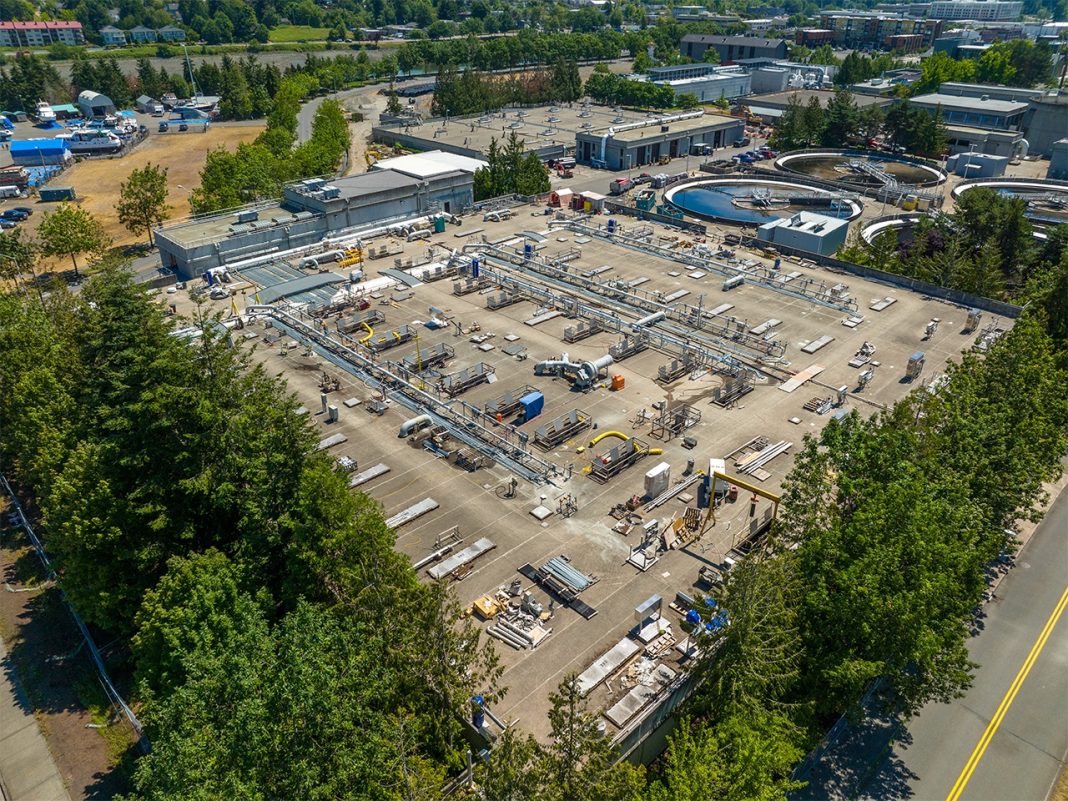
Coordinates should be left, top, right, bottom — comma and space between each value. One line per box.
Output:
798, 486, 1068, 801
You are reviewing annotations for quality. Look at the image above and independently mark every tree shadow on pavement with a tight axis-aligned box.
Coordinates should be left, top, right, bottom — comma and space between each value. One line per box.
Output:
791, 713, 918, 801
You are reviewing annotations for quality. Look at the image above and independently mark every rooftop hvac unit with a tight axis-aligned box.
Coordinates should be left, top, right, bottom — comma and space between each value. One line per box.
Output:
302, 178, 326, 191
661, 125, 669, 132
321, 186, 340, 199
237, 209, 258, 223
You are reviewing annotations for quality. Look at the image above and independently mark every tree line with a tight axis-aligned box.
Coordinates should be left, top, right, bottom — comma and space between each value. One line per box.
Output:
770, 89, 947, 157
430, 60, 582, 117
841, 188, 1068, 305
473, 131, 550, 200
190, 73, 350, 213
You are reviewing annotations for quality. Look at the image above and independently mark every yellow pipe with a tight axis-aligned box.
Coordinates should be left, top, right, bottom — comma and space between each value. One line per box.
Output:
589, 430, 629, 448
647, 448, 663, 455
359, 322, 374, 344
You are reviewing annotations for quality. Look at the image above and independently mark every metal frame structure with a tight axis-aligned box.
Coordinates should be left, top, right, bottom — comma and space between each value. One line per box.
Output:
247, 305, 561, 484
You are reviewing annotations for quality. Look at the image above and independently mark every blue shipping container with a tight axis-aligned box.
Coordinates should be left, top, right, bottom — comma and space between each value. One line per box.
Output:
519, 391, 544, 420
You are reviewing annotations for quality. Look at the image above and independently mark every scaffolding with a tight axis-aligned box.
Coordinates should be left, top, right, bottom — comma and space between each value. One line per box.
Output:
649, 404, 701, 441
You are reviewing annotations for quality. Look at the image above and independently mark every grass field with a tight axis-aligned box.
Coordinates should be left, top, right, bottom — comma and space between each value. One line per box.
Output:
268, 25, 332, 43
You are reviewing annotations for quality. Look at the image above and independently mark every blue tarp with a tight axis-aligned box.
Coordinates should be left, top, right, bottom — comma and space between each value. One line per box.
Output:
11, 138, 68, 156
34, 120, 65, 130
0, 116, 13, 129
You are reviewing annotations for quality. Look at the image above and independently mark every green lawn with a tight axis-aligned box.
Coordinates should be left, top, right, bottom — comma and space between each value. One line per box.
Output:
268, 25, 331, 43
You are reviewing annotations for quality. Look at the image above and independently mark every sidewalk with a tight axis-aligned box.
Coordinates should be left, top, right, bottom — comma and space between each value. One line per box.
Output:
0, 635, 71, 801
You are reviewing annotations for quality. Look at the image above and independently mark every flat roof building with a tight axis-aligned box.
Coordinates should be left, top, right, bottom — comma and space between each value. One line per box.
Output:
156, 166, 475, 280
680, 35, 789, 64
744, 89, 892, 120
756, 211, 850, 256
909, 92, 1028, 130
928, 0, 1022, 20
816, 12, 942, 50
654, 70, 753, 104
574, 111, 744, 170
0, 20, 84, 47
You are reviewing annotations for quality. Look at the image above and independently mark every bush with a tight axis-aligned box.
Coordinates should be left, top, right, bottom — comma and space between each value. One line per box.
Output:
156, 44, 176, 58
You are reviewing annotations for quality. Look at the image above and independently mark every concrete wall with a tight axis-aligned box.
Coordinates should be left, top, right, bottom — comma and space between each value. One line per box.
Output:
1024, 98, 1068, 157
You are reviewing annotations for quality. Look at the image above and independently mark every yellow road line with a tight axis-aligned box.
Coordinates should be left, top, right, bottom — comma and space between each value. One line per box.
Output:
945, 585, 1068, 801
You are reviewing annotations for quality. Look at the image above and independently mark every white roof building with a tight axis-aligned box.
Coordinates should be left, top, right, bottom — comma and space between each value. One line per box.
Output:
371, 150, 488, 179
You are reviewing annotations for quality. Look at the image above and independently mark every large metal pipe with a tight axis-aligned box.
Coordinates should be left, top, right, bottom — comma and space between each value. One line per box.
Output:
633, 311, 665, 328
590, 430, 629, 447
399, 414, 432, 437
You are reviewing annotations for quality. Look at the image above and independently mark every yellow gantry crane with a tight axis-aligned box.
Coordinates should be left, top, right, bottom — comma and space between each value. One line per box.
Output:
698, 458, 781, 537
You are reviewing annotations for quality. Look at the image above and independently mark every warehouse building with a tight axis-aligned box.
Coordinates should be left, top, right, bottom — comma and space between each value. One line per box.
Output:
156, 161, 476, 280
679, 34, 789, 63
9, 139, 71, 167
756, 211, 850, 256
575, 111, 744, 170
77, 90, 116, 118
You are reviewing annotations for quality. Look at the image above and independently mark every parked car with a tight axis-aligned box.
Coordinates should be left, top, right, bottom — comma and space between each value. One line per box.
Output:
733, 136, 751, 147
0, 219, 17, 229
158, 122, 169, 132
1, 209, 29, 221
10, 206, 33, 217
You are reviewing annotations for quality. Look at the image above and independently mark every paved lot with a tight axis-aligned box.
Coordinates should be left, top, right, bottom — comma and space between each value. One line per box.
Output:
163, 202, 1000, 740
0, 636, 72, 801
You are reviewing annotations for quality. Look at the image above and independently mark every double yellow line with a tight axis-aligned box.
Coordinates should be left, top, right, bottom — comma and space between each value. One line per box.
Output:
945, 584, 1068, 801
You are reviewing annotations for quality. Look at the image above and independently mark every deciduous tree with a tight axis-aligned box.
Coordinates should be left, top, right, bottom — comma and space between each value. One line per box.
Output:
116, 163, 171, 246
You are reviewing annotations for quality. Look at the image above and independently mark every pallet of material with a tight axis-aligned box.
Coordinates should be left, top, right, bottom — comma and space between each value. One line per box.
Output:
349, 463, 390, 488
453, 278, 488, 296
517, 563, 598, 619
708, 303, 734, 317
316, 433, 348, 451
779, 364, 825, 393
801, 335, 834, 354
385, 497, 439, 529
575, 637, 641, 696
662, 289, 690, 303
487, 292, 522, 310
869, 296, 897, 311
604, 664, 678, 728
750, 318, 782, 336
426, 537, 495, 580
524, 309, 563, 326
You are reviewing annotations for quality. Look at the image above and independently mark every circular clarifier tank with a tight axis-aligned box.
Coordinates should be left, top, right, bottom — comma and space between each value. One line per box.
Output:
952, 178, 1068, 227
775, 150, 946, 189
664, 177, 863, 226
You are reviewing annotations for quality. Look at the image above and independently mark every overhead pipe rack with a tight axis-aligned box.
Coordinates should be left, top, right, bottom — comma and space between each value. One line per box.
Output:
469, 242, 785, 363
246, 305, 561, 485
461, 247, 765, 381
550, 219, 859, 315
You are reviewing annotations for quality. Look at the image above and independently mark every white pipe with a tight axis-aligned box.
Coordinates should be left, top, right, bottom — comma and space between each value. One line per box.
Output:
399, 414, 433, 437
633, 311, 665, 328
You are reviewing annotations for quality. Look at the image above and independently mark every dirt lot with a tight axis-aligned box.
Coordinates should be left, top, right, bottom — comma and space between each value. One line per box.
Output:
18, 120, 265, 248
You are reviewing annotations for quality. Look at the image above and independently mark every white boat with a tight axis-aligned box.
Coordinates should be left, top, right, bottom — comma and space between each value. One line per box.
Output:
35, 100, 56, 123
55, 129, 123, 155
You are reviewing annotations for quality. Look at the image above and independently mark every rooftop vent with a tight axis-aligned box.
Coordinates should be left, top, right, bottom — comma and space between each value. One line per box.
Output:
321, 186, 341, 199
981, 94, 990, 101
236, 209, 258, 223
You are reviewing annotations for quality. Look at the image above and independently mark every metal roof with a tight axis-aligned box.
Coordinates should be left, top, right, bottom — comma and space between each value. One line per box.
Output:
910, 93, 1029, 114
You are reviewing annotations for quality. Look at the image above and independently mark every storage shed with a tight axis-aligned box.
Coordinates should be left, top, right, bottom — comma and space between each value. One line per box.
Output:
549, 188, 574, 208
10, 138, 71, 167
77, 90, 115, 118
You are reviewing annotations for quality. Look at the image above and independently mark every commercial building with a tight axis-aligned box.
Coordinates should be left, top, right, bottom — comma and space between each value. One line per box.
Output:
908, 92, 1028, 131
574, 111, 744, 170
77, 90, 116, 118
679, 35, 789, 64
156, 157, 477, 279
927, 0, 1022, 20
646, 63, 723, 83
945, 150, 1008, 177
655, 70, 752, 104
815, 12, 943, 50
756, 211, 850, 256
0, 20, 84, 47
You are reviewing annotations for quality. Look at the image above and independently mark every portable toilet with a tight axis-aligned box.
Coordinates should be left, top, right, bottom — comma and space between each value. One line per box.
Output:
433, 213, 446, 233
519, 391, 544, 421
